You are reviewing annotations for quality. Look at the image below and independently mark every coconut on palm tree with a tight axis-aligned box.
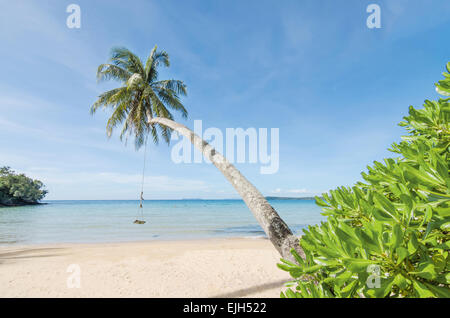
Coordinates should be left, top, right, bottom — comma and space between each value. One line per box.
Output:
91, 45, 303, 260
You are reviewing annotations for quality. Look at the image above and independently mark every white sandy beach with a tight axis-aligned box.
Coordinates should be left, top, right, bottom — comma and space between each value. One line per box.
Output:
0, 238, 291, 298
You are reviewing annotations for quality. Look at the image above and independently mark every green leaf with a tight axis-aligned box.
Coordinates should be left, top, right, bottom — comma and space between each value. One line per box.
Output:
315, 196, 329, 207
407, 233, 419, 254
276, 263, 291, 272
302, 264, 323, 274
365, 277, 395, 298
390, 224, 404, 249
285, 288, 297, 298
393, 274, 410, 290
290, 248, 305, 266
340, 280, 358, 298
335, 226, 360, 248
279, 258, 297, 267
342, 258, 376, 272
371, 208, 395, 223
409, 263, 437, 280
335, 270, 354, 286
356, 228, 381, 253
404, 165, 442, 188
396, 247, 408, 264
440, 222, 450, 231
423, 282, 450, 298
413, 281, 435, 298
373, 193, 397, 220
434, 205, 450, 217
289, 267, 304, 278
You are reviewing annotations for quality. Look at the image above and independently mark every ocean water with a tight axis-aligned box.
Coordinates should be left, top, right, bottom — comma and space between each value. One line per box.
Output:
0, 199, 325, 245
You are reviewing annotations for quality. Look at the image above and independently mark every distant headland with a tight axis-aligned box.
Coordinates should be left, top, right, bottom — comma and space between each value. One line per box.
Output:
0, 167, 48, 207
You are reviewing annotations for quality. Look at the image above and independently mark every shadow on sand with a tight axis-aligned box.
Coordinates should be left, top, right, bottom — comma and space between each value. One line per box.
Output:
211, 278, 287, 298
0, 247, 66, 265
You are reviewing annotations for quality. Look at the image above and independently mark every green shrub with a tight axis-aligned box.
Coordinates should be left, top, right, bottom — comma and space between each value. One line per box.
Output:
0, 167, 48, 206
278, 62, 450, 298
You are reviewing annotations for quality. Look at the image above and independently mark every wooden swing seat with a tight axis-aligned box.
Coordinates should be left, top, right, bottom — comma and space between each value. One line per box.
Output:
133, 220, 146, 224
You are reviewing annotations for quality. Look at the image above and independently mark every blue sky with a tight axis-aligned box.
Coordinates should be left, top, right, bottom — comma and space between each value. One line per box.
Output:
0, 0, 449, 200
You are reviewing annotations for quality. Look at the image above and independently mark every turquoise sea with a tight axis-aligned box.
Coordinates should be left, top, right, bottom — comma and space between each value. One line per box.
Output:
0, 199, 325, 245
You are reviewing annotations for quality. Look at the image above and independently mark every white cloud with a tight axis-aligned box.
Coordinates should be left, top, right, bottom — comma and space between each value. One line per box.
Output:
270, 188, 321, 196
287, 189, 309, 194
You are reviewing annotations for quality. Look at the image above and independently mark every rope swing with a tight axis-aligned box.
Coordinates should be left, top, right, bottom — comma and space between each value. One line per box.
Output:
134, 135, 148, 225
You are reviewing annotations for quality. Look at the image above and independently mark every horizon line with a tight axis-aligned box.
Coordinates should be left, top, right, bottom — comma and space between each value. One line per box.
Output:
42, 196, 318, 201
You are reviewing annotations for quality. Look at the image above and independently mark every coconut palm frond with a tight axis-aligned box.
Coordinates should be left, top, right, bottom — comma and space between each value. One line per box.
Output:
110, 47, 145, 75
157, 89, 188, 119
90, 87, 129, 114
153, 79, 187, 96
106, 101, 129, 137
96, 64, 131, 83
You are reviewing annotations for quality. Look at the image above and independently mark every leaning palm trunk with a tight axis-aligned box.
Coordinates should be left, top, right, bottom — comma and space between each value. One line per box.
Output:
149, 117, 304, 261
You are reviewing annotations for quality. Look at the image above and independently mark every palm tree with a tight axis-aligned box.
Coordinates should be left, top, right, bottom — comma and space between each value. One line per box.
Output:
91, 46, 303, 261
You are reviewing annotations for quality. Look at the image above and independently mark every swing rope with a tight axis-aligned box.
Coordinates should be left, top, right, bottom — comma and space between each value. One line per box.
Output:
135, 134, 148, 224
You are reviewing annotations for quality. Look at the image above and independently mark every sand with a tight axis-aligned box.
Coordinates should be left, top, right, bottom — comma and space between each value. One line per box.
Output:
0, 238, 291, 298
